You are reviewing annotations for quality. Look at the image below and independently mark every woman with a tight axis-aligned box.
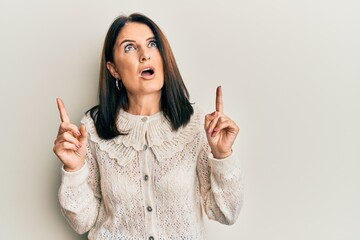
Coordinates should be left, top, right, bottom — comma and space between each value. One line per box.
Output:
54, 13, 243, 239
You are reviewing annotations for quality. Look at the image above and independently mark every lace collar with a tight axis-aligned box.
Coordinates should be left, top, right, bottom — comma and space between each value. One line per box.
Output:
81, 106, 203, 166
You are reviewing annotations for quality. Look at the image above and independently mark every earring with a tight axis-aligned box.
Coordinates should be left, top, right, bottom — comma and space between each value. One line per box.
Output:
116, 78, 122, 90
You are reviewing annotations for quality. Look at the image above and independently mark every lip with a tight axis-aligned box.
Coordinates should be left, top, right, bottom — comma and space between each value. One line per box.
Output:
139, 66, 156, 80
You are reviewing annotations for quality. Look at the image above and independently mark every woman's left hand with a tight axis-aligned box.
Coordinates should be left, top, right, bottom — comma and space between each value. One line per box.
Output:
205, 86, 240, 159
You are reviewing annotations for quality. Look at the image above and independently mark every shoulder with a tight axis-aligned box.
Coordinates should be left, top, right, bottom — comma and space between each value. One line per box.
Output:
174, 103, 205, 138
81, 112, 95, 130
193, 104, 205, 116
80, 112, 101, 144
188, 104, 205, 127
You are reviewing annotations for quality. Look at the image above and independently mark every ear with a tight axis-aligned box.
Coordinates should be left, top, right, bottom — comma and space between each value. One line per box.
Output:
106, 61, 120, 79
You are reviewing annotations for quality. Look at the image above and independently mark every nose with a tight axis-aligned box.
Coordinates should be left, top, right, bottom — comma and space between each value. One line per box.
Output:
140, 49, 151, 62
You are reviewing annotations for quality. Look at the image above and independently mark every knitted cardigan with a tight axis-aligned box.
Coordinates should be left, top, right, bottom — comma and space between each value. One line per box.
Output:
58, 106, 244, 240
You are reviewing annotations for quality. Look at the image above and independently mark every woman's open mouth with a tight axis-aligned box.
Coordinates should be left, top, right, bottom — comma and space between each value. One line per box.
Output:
140, 67, 155, 79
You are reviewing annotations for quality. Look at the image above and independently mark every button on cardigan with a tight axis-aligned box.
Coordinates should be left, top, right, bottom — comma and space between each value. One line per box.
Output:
58, 106, 244, 240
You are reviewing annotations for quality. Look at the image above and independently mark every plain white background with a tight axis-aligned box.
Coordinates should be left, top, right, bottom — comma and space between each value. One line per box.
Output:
1, 0, 359, 239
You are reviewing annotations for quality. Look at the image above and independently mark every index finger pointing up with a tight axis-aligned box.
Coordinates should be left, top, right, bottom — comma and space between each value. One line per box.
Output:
56, 98, 71, 123
216, 85, 223, 113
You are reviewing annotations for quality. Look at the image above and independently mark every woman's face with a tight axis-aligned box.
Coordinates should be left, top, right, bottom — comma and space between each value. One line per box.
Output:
107, 22, 164, 98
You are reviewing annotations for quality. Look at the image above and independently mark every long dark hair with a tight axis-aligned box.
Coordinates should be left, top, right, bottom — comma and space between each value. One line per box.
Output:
89, 13, 193, 139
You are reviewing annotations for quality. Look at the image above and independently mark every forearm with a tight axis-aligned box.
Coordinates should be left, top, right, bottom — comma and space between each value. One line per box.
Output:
201, 153, 244, 225
58, 162, 101, 234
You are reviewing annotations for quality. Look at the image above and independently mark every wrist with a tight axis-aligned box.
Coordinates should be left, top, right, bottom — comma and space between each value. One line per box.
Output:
64, 164, 84, 172
212, 150, 232, 159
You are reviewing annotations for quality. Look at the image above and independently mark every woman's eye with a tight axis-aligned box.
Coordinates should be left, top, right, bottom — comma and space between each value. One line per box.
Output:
124, 44, 136, 53
148, 40, 158, 48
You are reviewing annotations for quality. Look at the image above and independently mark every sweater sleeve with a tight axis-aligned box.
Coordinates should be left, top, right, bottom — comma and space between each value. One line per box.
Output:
58, 136, 101, 234
196, 130, 244, 225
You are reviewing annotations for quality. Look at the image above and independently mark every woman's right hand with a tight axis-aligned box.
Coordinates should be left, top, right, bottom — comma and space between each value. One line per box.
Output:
53, 98, 88, 172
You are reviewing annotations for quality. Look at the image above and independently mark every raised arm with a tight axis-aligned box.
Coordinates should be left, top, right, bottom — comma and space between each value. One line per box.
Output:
53, 99, 101, 234
198, 86, 243, 224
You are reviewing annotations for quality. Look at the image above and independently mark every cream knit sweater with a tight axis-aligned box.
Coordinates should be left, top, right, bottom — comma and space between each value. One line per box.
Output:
58, 106, 244, 240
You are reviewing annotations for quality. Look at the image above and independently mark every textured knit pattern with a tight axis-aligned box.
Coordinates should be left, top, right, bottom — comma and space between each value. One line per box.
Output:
58, 106, 244, 240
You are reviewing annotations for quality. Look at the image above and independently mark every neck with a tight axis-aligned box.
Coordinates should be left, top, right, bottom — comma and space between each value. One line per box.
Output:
126, 93, 161, 116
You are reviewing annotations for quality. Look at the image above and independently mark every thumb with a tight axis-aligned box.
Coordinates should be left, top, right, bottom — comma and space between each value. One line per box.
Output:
79, 125, 88, 144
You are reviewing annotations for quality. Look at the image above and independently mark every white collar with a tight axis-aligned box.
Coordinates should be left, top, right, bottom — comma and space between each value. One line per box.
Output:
82, 105, 203, 166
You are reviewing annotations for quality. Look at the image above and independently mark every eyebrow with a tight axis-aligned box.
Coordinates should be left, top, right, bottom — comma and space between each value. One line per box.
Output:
119, 36, 156, 46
